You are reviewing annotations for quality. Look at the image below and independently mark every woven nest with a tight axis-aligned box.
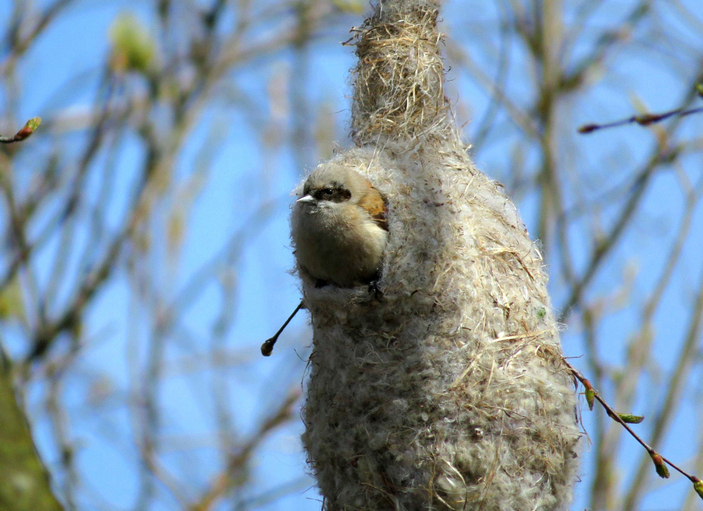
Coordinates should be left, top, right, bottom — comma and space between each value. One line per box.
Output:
296, 1, 581, 509
351, 3, 451, 143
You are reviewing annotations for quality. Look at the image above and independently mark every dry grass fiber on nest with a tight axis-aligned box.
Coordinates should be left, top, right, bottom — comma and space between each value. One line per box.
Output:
351, 1, 450, 143
295, 1, 582, 510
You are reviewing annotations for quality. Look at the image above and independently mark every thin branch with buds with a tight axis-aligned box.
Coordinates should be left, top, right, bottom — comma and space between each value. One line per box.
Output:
578, 84, 703, 133
578, 105, 703, 134
0, 117, 41, 143
561, 356, 703, 500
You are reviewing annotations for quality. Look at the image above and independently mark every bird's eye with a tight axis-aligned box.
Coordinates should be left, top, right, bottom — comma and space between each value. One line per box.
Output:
321, 188, 334, 197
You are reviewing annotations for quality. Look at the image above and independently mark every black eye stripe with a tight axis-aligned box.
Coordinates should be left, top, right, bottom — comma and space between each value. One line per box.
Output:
313, 186, 351, 202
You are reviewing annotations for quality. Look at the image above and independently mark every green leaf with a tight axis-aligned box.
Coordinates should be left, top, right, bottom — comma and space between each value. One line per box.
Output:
650, 453, 670, 479
0, 278, 24, 320
332, 0, 365, 14
10, 117, 42, 142
693, 478, 703, 500
618, 413, 644, 424
585, 388, 595, 411
110, 13, 155, 73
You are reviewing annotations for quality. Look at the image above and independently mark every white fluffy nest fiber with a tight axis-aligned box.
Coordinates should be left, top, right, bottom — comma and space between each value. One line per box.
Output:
298, 144, 581, 511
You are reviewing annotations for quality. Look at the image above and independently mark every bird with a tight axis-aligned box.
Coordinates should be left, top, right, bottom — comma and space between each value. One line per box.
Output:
262, 165, 387, 356
291, 164, 388, 288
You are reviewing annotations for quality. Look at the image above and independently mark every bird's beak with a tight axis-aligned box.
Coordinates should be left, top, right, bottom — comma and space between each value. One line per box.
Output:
296, 194, 315, 204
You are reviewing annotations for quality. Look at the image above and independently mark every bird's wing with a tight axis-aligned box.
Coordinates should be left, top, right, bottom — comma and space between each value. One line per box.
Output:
359, 183, 388, 231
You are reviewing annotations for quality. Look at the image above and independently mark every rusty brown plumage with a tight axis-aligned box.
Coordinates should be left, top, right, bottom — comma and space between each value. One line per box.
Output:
358, 180, 388, 231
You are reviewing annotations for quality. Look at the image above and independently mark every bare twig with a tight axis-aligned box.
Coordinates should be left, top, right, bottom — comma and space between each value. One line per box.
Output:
190, 390, 301, 511
261, 301, 304, 356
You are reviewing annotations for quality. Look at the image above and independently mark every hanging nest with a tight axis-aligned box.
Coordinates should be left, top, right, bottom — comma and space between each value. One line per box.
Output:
296, 1, 581, 510
351, 1, 451, 143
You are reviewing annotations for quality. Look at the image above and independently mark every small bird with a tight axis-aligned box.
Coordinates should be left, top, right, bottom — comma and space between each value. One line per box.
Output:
261, 165, 388, 356
291, 164, 388, 288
